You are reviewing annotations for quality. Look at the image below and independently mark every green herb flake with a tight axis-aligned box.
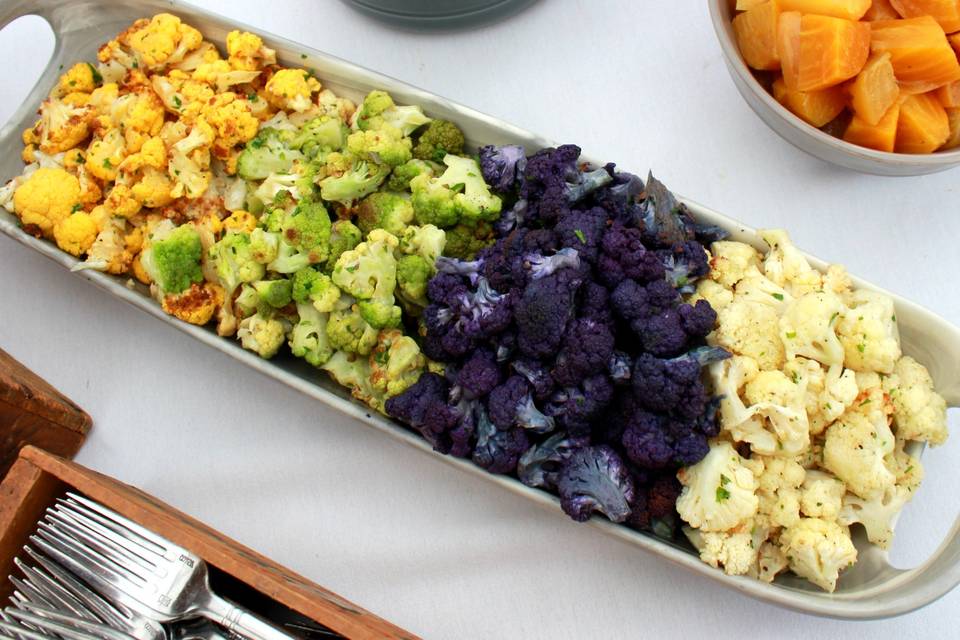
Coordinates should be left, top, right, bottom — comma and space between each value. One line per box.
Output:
87, 62, 103, 85
720, 474, 731, 486
102, 158, 112, 169
173, 95, 182, 109
830, 311, 839, 324
786, 331, 797, 339
300, 53, 308, 59
346, 265, 358, 273
771, 292, 784, 301
71, 204, 83, 213
715, 486, 731, 503
861, 398, 872, 407
248, 92, 258, 102
574, 229, 586, 244
857, 343, 866, 353
906, 465, 914, 474
891, 315, 896, 323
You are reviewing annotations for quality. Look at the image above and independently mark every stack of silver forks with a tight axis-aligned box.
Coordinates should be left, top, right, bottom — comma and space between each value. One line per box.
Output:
2, 494, 341, 640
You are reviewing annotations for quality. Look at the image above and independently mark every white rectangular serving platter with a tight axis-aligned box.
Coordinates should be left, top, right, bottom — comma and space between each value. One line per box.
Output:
1, 0, 959, 619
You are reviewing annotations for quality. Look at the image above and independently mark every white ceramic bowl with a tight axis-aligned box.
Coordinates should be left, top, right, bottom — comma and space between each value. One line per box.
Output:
708, 0, 960, 176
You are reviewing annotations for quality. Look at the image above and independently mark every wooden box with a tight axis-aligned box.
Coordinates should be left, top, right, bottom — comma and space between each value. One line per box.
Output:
0, 446, 418, 640
0, 349, 91, 477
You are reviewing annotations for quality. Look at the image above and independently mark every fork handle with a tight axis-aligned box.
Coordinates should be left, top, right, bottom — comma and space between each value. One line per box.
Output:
202, 594, 297, 640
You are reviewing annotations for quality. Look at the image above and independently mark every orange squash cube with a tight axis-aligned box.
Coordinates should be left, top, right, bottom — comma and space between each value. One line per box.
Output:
797, 15, 871, 92
871, 17, 960, 93
937, 81, 960, 107
943, 108, 960, 149
896, 92, 951, 152
773, 77, 849, 126
890, 0, 960, 34
844, 101, 901, 150
949, 32, 960, 56
850, 53, 901, 125
734, 1, 782, 71
863, 0, 903, 19
778, 0, 872, 19
778, 12, 803, 89
737, 0, 769, 9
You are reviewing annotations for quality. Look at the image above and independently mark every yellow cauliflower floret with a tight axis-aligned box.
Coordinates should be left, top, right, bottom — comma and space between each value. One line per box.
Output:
676, 441, 760, 532
823, 411, 895, 500
223, 210, 257, 233
104, 184, 141, 218
713, 298, 785, 371
87, 83, 120, 117
126, 13, 202, 69
53, 211, 99, 256
836, 290, 901, 374
709, 240, 762, 288
120, 136, 167, 172
55, 62, 97, 96
132, 252, 151, 284
22, 146, 37, 164
161, 282, 223, 325
201, 93, 259, 153
85, 129, 127, 182
131, 170, 175, 208
779, 291, 846, 367
884, 356, 948, 445
13, 167, 81, 238
61, 92, 92, 107
192, 59, 261, 93
108, 88, 166, 152
226, 30, 276, 70
779, 518, 857, 592
76, 166, 102, 205
38, 98, 92, 154
151, 72, 215, 122
264, 69, 321, 112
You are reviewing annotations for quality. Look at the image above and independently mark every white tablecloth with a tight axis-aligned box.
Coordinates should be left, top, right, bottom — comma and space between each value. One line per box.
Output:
1, 2, 958, 637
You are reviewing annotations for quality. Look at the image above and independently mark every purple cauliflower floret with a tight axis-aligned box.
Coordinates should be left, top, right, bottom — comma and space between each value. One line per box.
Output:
458, 348, 502, 399
627, 298, 717, 358
608, 351, 632, 384
628, 474, 683, 536
610, 279, 678, 322
620, 410, 710, 470
578, 282, 611, 323
436, 256, 484, 285
598, 223, 666, 288
592, 170, 645, 227
488, 375, 555, 434
427, 273, 469, 307
478, 144, 527, 194
517, 432, 590, 489
480, 228, 557, 292
521, 144, 582, 223
552, 318, 615, 387
512, 358, 555, 401
554, 207, 608, 263
385, 373, 461, 454
516, 269, 582, 359
632, 346, 729, 418
557, 445, 635, 523
492, 330, 517, 363
454, 278, 513, 340
679, 299, 718, 337
658, 240, 710, 293
472, 406, 531, 474
545, 374, 615, 436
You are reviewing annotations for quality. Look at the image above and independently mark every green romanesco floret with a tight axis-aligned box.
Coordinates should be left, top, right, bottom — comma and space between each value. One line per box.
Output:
325, 220, 362, 272
386, 159, 436, 192
326, 306, 380, 355
141, 223, 203, 295
357, 300, 402, 329
410, 154, 501, 228
235, 283, 260, 319
396, 254, 432, 310
355, 90, 431, 136
292, 267, 341, 312
332, 229, 402, 329
250, 228, 280, 264
252, 279, 293, 309
369, 329, 426, 398
237, 128, 302, 180
398, 224, 446, 267
321, 350, 385, 413
268, 240, 311, 274
291, 115, 348, 158
412, 120, 465, 163
289, 302, 333, 367
354, 90, 396, 130
237, 312, 288, 359
442, 221, 494, 260
208, 231, 267, 336
346, 125, 412, 167
356, 191, 413, 236
280, 199, 332, 263
318, 152, 390, 203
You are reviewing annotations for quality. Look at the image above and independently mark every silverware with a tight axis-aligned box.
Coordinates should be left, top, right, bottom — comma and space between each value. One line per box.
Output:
33, 494, 294, 640
0, 604, 139, 640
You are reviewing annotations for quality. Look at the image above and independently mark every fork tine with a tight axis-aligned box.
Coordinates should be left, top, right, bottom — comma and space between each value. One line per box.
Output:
9, 605, 139, 640
6, 577, 53, 611
37, 519, 151, 589
30, 531, 147, 606
44, 510, 158, 581
13, 559, 93, 620
53, 502, 165, 568
23, 547, 131, 629
62, 495, 167, 557
0, 620, 55, 640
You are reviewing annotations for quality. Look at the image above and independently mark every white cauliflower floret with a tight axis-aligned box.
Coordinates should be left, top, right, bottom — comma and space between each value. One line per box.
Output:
237, 314, 287, 359
758, 229, 823, 297
740, 370, 811, 456
779, 518, 857, 592
691, 279, 734, 313
779, 291, 846, 367
709, 240, 762, 288
713, 299, 785, 371
838, 486, 909, 550
733, 265, 793, 314
755, 455, 806, 528
800, 470, 846, 520
823, 264, 852, 298
836, 289, 901, 374
823, 411, 896, 500
885, 356, 948, 446
684, 528, 757, 576
751, 540, 789, 583
676, 441, 759, 532
785, 359, 858, 435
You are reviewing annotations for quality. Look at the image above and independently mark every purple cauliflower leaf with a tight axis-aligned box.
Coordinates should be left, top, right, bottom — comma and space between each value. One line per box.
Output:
557, 445, 635, 523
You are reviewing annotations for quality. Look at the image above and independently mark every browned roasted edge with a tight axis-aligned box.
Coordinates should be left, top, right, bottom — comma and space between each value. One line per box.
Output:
8, 447, 419, 640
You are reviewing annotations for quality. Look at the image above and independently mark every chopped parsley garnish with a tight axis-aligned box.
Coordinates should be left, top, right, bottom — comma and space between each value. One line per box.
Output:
785, 331, 797, 339
771, 292, 784, 301
857, 343, 866, 353
346, 265, 358, 272
88, 63, 103, 85
102, 158, 112, 169
720, 474, 731, 486
715, 486, 731, 503
173, 95, 182, 109
71, 204, 83, 213
830, 311, 839, 324
573, 229, 586, 244
300, 53, 308, 59
248, 92, 258, 102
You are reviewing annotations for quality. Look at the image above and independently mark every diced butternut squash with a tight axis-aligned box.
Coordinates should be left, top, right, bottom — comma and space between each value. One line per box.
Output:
734, 1, 782, 71
797, 15, 871, 91
863, 0, 902, 19
870, 17, 960, 93
850, 53, 900, 125
896, 92, 951, 152
843, 101, 901, 150
943, 107, 960, 149
778, 12, 803, 89
890, 0, 960, 34
779, 0, 872, 20
949, 33, 960, 56
937, 81, 960, 107
773, 77, 849, 126
737, 0, 769, 9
